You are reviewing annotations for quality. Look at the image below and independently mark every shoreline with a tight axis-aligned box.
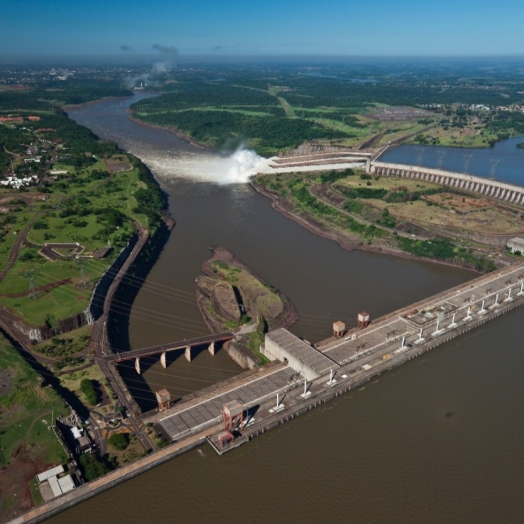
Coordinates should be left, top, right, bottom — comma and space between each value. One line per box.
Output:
200, 245, 298, 330
250, 180, 484, 274
196, 246, 298, 335
127, 113, 213, 151
62, 95, 132, 111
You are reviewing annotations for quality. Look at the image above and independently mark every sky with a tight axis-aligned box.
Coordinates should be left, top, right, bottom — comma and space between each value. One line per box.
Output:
1, 0, 523, 57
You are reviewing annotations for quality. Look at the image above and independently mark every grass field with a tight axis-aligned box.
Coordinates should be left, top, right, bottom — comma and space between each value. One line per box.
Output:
0, 152, 153, 327
58, 364, 106, 406
107, 431, 146, 467
254, 170, 499, 271
0, 333, 69, 466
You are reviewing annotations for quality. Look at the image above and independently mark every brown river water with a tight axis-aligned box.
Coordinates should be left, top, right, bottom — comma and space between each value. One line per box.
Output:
55, 95, 524, 523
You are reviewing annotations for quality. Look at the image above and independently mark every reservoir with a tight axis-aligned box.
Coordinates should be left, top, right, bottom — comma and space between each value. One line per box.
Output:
55, 96, 524, 523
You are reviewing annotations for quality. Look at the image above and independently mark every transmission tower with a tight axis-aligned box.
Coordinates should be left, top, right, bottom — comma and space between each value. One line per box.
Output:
462, 154, 473, 174
436, 150, 446, 169
24, 268, 37, 300
489, 158, 501, 179
415, 147, 426, 166
77, 258, 87, 288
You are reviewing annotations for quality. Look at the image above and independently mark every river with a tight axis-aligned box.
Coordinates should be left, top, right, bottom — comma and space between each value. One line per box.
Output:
53, 95, 524, 523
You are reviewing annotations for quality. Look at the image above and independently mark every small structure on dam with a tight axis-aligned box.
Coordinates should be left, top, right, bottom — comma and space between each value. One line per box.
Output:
358, 311, 370, 328
156, 389, 171, 412
333, 320, 345, 338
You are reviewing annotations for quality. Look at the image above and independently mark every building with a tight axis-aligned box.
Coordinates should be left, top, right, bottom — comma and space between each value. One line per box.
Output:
507, 237, 524, 254
36, 465, 76, 502
264, 328, 338, 381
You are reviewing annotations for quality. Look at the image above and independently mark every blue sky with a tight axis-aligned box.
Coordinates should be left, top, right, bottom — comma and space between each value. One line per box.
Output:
1, 0, 523, 56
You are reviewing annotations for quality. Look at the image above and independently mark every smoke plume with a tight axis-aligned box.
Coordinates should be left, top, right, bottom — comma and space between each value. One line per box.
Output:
123, 43, 179, 88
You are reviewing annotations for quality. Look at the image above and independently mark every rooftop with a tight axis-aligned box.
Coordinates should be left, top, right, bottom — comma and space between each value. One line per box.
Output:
266, 328, 338, 376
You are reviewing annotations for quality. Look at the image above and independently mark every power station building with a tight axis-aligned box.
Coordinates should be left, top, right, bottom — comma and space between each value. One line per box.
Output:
263, 328, 338, 381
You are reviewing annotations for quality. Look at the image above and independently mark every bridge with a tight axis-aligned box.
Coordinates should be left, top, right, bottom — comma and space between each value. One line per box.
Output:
102, 332, 234, 374
370, 161, 524, 206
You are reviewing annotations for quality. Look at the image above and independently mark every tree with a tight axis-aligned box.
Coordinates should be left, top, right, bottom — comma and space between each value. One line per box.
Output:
80, 378, 100, 405
79, 453, 110, 481
108, 432, 130, 451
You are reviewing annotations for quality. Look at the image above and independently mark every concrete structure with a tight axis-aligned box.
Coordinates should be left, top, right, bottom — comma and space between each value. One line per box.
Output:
103, 332, 233, 374
156, 389, 171, 412
333, 321, 345, 338
358, 311, 370, 328
223, 400, 243, 431
507, 237, 524, 254
15, 262, 524, 524
264, 329, 339, 381
157, 365, 300, 441
371, 161, 524, 206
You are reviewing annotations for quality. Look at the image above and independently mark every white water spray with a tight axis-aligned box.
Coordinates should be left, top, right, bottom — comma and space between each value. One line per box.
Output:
213, 147, 270, 184
144, 146, 271, 185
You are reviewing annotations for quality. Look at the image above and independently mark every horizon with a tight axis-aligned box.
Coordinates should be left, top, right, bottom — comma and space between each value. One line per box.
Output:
2, 0, 523, 57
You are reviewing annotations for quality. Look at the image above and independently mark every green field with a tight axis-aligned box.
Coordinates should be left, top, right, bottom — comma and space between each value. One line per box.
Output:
0, 112, 165, 327
0, 333, 69, 467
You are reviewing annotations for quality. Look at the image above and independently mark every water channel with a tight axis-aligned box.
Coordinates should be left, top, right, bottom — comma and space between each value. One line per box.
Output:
52, 96, 524, 523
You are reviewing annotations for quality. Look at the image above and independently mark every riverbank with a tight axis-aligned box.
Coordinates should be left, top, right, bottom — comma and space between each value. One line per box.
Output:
127, 113, 213, 151
250, 179, 493, 274
61, 95, 132, 111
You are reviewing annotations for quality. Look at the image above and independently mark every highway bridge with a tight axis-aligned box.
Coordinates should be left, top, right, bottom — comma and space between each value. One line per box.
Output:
102, 332, 234, 374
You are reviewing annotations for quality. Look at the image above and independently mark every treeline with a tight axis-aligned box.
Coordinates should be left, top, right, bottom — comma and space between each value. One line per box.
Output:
137, 110, 346, 155
0, 80, 131, 110
283, 78, 524, 108
132, 159, 168, 225
132, 82, 278, 112
397, 237, 496, 271
486, 111, 524, 138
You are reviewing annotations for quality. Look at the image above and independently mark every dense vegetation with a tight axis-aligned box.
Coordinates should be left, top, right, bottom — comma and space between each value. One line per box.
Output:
79, 452, 111, 481
138, 109, 346, 154
397, 237, 496, 271
0, 80, 131, 110
126, 60, 524, 153
108, 432, 130, 451
80, 378, 100, 405
255, 170, 499, 271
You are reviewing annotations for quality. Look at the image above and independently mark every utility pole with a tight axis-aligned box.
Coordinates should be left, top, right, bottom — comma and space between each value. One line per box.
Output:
24, 267, 37, 299
77, 258, 87, 288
